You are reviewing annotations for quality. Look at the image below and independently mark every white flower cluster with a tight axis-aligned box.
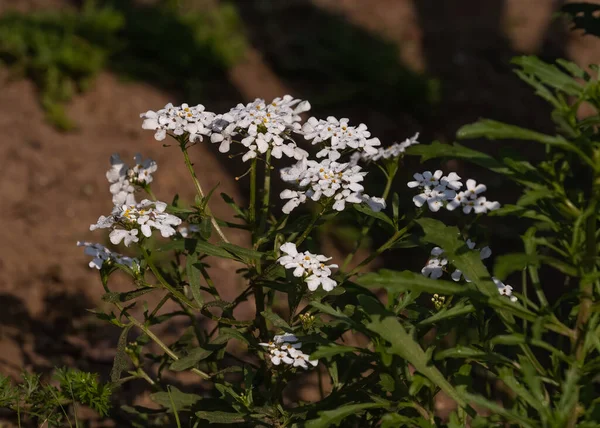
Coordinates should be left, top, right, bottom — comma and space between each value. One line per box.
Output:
141, 103, 213, 142
408, 171, 500, 213
140, 95, 310, 162
302, 116, 381, 161
77, 241, 139, 270
106, 154, 157, 206
280, 158, 367, 213
350, 133, 420, 164
259, 333, 318, 370
90, 200, 182, 247
422, 241, 517, 302
278, 243, 337, 292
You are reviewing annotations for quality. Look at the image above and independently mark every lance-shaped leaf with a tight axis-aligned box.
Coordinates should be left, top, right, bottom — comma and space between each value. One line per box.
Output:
357, 269, 468, 295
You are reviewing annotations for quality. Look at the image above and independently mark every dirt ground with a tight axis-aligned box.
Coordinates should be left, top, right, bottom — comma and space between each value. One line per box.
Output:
1, 0, 600, 424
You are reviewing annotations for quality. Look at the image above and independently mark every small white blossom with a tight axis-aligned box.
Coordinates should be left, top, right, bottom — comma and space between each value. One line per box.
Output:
302, 116, 380, 160
90, 199, 182, 247
421, 247, 447, 279
493, 277, 518, 302
259, 334, 317, 370
278, 243, 338, 292
280, 158, 367, 213
362, 195, 387, 212
289, 348, 318, 369
106, 153, 157, 205
408, 171, 499, 214
178, 224, 201, 238
140, 103, 212, 142
77, 242, 139, 270
352, 133, 420, 164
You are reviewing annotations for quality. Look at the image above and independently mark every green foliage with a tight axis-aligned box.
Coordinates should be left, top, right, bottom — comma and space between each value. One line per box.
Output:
0, 0, 247, 129
0, 368, 111, 426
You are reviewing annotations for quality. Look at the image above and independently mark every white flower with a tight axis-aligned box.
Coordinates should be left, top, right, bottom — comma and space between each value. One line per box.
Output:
210, 96, 309, 160
178, 224, 201, 238
280, 159, 367, 213
441, 172, 462, 191
270, 349, 293, 365
352, 133, 420, 163
362, 195, 386, 212
91, 200, 181, 247
278, 243, 338, 292
109, 228, 139, 246
302, 116, 381, 160
140, 103, 212, 142
493, 277, 517, 302
77, 241, 138, 270
422, 246, 448, 279
465, 179, 486, 199
289, 348, 318, 369
106, 153, 157, 205
259, 334, 317, 370
410, 172, 500, 214
407, 170, 444, 188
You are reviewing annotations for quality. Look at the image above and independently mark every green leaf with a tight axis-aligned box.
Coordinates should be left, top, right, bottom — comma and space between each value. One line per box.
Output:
357, 269, 468, 295
418, 302, 476, 326
408, 141, 513, 176
416, 218, 498, 297
195, 410, 247, 424
304, 402, 388, 428
353, 203, 395, 228
151, 386, 200, 410
494, 253, 577, 280
186, 256, 204, 308
110, 324, 132, 383
219, 242, 264, 264
462, 392, 536, 428
102, 287, 154, 303
220, 192, 247, 220
512, 56, 583, 96
260, 311, 290, 329
490, 335, 572, 363
170, 347, 213, 372
392, 193, 400, 226
457, 119, 571, 148
361, 296, 473, 414
310, 344, 359, 360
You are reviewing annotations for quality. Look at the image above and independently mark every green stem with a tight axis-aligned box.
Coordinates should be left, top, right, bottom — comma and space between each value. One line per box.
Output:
141, 247, 195, 309
115, 303, 210, 379
249, 158, 257, 234
296, 208, 325, 247
342, 168, 397, 270
257, 150, 272, 246
342, 226, 409, 282
253, 280, 267, 338
181, 144, 229, 243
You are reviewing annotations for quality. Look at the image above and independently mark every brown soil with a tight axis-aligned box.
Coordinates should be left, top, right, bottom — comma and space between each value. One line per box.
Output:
1, 0, 600, 424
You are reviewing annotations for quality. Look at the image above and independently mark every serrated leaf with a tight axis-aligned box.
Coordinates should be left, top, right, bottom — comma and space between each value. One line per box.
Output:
170, 347, 213, 372
304, 402, 388, 428
151, 386, 200, 410
418, 301, 475, 326
110, 324, 132, 383
310, 344, 358, 360
512, 56, 583, 96
195, 410, 247, 424
361, 295, 473, 414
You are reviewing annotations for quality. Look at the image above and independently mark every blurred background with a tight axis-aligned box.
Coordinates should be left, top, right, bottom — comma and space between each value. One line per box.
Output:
1, 0, 600, 422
